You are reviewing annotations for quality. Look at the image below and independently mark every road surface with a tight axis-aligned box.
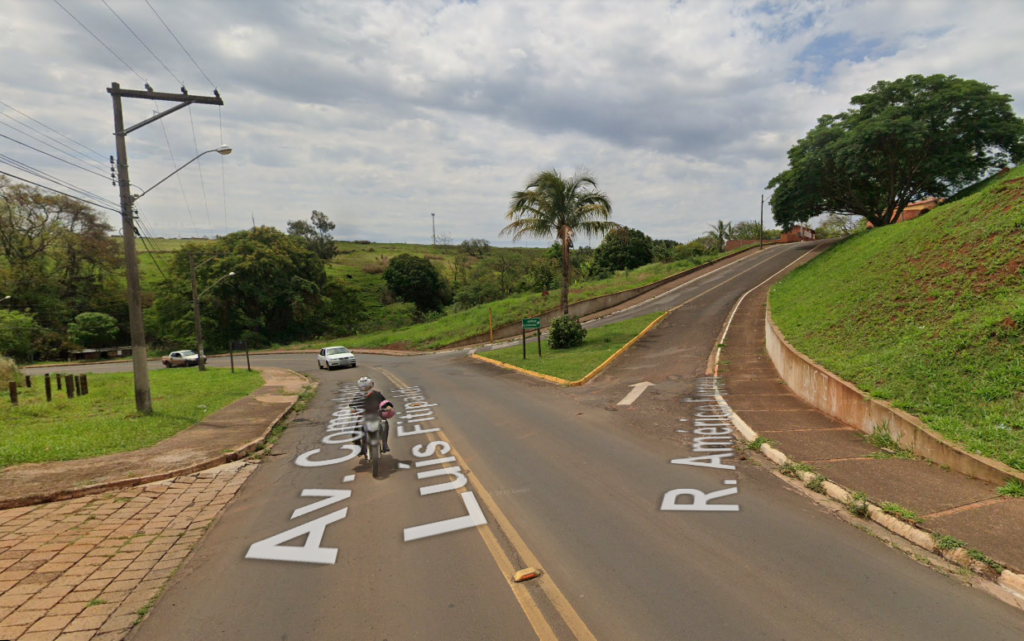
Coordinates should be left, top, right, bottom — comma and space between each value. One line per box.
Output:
39, 242, 1024, 640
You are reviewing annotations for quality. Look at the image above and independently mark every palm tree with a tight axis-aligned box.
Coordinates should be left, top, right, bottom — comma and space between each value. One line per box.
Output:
708, 220, 733, 253
501, 170, 614, 315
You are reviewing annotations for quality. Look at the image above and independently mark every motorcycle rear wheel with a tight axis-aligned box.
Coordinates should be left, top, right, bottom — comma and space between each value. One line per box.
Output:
370, 442, 380, 478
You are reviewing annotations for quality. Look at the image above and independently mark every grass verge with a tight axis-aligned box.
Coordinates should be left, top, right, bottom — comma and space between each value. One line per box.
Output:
478, 312, 663, 383
0, 368, 263, 468
770, 165, 1024, 472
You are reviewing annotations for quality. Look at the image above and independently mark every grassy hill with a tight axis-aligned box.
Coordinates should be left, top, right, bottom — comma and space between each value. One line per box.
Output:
770, 166, 1024, 472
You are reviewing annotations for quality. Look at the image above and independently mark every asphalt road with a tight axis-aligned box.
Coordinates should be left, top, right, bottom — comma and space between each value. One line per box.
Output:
44, 243, 1024, 640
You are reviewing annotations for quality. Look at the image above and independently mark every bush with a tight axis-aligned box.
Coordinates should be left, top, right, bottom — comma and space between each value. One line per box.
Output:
67, 312, 119, 348
594, 226, 654, 272
0, 310, 40, 361
0, 355, 19, 385
548, 315, 587, 349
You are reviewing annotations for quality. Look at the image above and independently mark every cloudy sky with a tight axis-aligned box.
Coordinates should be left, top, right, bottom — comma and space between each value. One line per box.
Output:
1, 0, 1022, 246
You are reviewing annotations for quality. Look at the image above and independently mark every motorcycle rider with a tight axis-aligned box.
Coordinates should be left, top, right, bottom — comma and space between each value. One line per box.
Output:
351, 376, 390, 456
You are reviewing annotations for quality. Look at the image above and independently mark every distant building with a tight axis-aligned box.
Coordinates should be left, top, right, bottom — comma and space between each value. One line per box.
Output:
780, 225, 816, 243
867, 197, 944, 228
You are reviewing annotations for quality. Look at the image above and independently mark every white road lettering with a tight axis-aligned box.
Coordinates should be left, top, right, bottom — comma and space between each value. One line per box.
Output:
245, 507, 349, 564
403, 491, 487, 542
661, 486, 739, 512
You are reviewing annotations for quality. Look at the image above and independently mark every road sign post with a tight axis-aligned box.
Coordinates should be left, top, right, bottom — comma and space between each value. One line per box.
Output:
522, 318, 540, 360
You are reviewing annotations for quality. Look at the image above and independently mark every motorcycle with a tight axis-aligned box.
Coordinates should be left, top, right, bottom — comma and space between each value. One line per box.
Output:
364, 414, 385, 478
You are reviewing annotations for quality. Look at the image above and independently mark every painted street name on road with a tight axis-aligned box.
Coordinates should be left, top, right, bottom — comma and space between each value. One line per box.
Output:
661, 376, 739, 512
392, 386, 488, 542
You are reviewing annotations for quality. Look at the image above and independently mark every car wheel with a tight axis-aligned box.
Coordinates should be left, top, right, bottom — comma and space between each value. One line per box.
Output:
317, 362, 323, 370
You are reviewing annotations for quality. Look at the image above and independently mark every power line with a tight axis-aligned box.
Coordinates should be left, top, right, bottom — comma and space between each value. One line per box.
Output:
0, 118, 107, 172
51, 0, 147, 83
100, 0, 184, 87
0, 153, 119, 209
0, 102, 107, 164
156, 110, 200, 238
144, 0, 216, 89
186, 106, 212, 228
0, 132, 111, 181
0, 169, 120, 213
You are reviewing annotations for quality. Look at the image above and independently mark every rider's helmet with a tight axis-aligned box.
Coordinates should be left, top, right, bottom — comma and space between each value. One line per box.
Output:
357, 377, 374, 394
379, 400, 395, 419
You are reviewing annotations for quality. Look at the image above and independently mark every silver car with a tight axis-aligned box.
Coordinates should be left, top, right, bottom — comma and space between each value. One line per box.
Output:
318, 346, 356, 370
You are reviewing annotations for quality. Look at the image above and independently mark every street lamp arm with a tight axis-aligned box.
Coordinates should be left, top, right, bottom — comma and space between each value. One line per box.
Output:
132, 145, 231, 202
199, 271, 235, 298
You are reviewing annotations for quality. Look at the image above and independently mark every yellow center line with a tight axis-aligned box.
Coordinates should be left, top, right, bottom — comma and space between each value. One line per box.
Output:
374, 367, 596, 641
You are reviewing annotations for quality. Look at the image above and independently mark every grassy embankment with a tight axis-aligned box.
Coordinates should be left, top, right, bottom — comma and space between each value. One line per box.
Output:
770, 166, 1024, 472
0, 368, 263, 468
480, 312, 664, 382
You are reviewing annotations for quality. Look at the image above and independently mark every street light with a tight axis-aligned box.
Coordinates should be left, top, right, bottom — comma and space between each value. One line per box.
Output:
133, 145, 232, 202
192, 267, 235, 372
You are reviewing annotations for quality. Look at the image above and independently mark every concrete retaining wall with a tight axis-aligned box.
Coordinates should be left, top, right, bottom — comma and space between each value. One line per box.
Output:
765, 307, 1024, 486
446, 246, 758, 349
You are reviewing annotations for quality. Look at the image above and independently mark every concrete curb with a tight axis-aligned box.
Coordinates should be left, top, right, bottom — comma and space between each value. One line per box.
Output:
0, 370, 314, 510
765, 307, 1024, 487
469, 312, 668, 387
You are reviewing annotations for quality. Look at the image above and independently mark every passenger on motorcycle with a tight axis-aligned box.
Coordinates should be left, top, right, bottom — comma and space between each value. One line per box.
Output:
351, 376, 392, 456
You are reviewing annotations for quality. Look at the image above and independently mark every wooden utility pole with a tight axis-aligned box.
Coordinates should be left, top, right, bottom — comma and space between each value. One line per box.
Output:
431, 213, 436, 245
108, 83, 224, 414
759, 194, 765, 250
190, 254, 206, 372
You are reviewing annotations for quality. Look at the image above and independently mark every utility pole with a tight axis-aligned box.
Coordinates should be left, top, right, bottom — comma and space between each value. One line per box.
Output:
109, 82, 223, 414
759, 193, 764, 250
431, 212, 436, 245
190, 254, 206, 372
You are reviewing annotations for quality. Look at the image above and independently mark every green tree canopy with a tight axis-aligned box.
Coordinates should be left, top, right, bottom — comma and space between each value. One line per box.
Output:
501, 170, 615, 314
287, 210, 338, 261
150, 227, 331, 349
594, 226, 653, 272
384, 254, 448, 313
67, 312, 119, 348
767, 74, 1024, 229
0, 309, 40, 361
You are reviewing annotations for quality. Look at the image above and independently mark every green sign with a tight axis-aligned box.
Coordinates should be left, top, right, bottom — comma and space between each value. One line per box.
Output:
523, 318, 541, 330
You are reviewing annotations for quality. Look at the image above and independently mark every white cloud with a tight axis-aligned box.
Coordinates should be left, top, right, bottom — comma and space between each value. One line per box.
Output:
0, 0, 1021, 245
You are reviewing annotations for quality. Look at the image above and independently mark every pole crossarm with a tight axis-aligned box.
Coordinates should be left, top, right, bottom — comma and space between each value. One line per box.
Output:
121, 102, 190, 136
106, 86, 224, 104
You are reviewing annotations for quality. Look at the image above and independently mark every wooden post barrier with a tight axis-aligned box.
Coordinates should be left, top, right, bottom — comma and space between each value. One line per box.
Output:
66, 375, 75, 399
9, 381, 17, 405
74, 375, 81, 397
44, 374, 52, 402
81, 374, 89, 396
25, 374, 31, 388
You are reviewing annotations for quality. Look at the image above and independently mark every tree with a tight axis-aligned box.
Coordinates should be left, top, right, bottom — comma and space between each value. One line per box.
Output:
384, 254, 448, 313
502, 170, 615, 314
594, 226, 653, 272
814, 213, 865, 238
730, 220, 780, 241
459, 238, 491, 258
767, 74, 1024, 229
67, 312, 119, 348
708, 220, 732, 253
150, 227, 329, 350
287, 210, 338, 261
0, 310, 40, 361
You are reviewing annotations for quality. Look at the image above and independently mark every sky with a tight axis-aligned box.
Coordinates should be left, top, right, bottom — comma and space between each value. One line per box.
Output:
1, 0, 1022, 247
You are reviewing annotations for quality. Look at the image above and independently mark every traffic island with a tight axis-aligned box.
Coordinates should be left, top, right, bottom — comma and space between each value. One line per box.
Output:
0, 367, 310, 509
471, 312, 665, 385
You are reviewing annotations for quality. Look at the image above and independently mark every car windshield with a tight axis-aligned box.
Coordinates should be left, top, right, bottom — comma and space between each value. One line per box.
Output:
180, 350, 197, 356
325, 347, 349, 355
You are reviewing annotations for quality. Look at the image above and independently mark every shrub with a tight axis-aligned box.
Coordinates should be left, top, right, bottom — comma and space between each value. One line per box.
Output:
384, 254, 449, 312
548, 315, 587, 349
0, 310, 40, 361
67, 312, 119, 348
0, 355, 19, 385
594, 226, 654, 272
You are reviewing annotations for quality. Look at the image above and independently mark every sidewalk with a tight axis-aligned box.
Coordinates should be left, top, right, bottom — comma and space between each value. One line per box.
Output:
0, 367, 307, 509
720, 285, 1024, 576
0, 368, 307, 640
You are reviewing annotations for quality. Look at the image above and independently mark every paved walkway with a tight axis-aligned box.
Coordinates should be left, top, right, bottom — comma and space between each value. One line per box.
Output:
721, 285, 1024, 574
0, 461, 256, 641
0, 368, 305, 509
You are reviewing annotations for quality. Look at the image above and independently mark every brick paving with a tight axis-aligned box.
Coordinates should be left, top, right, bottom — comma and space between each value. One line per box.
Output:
0, 461, 256, 641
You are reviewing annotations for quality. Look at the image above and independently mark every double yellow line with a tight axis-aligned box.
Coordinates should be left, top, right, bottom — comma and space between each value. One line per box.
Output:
374, 367, 596, 641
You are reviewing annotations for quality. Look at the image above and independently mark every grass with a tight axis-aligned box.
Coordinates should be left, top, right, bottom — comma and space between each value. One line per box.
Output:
846, 491, 870, 517
780, 461, 815, 477
997, 478, 1024, 498
770, 165, 1024, 472
479, 312, 664, 382
747, 436, 773, 450
932, 533, 966, 551
805, 474, 826, 494
0, 368, 263, 468
879, 501, 923, 525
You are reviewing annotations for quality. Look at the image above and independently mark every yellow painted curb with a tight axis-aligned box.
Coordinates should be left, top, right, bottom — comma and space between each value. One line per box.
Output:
469, 312, 668, 387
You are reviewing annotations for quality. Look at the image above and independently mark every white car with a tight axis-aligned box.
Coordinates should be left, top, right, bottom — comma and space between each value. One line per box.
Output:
318, 346, 356, 370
